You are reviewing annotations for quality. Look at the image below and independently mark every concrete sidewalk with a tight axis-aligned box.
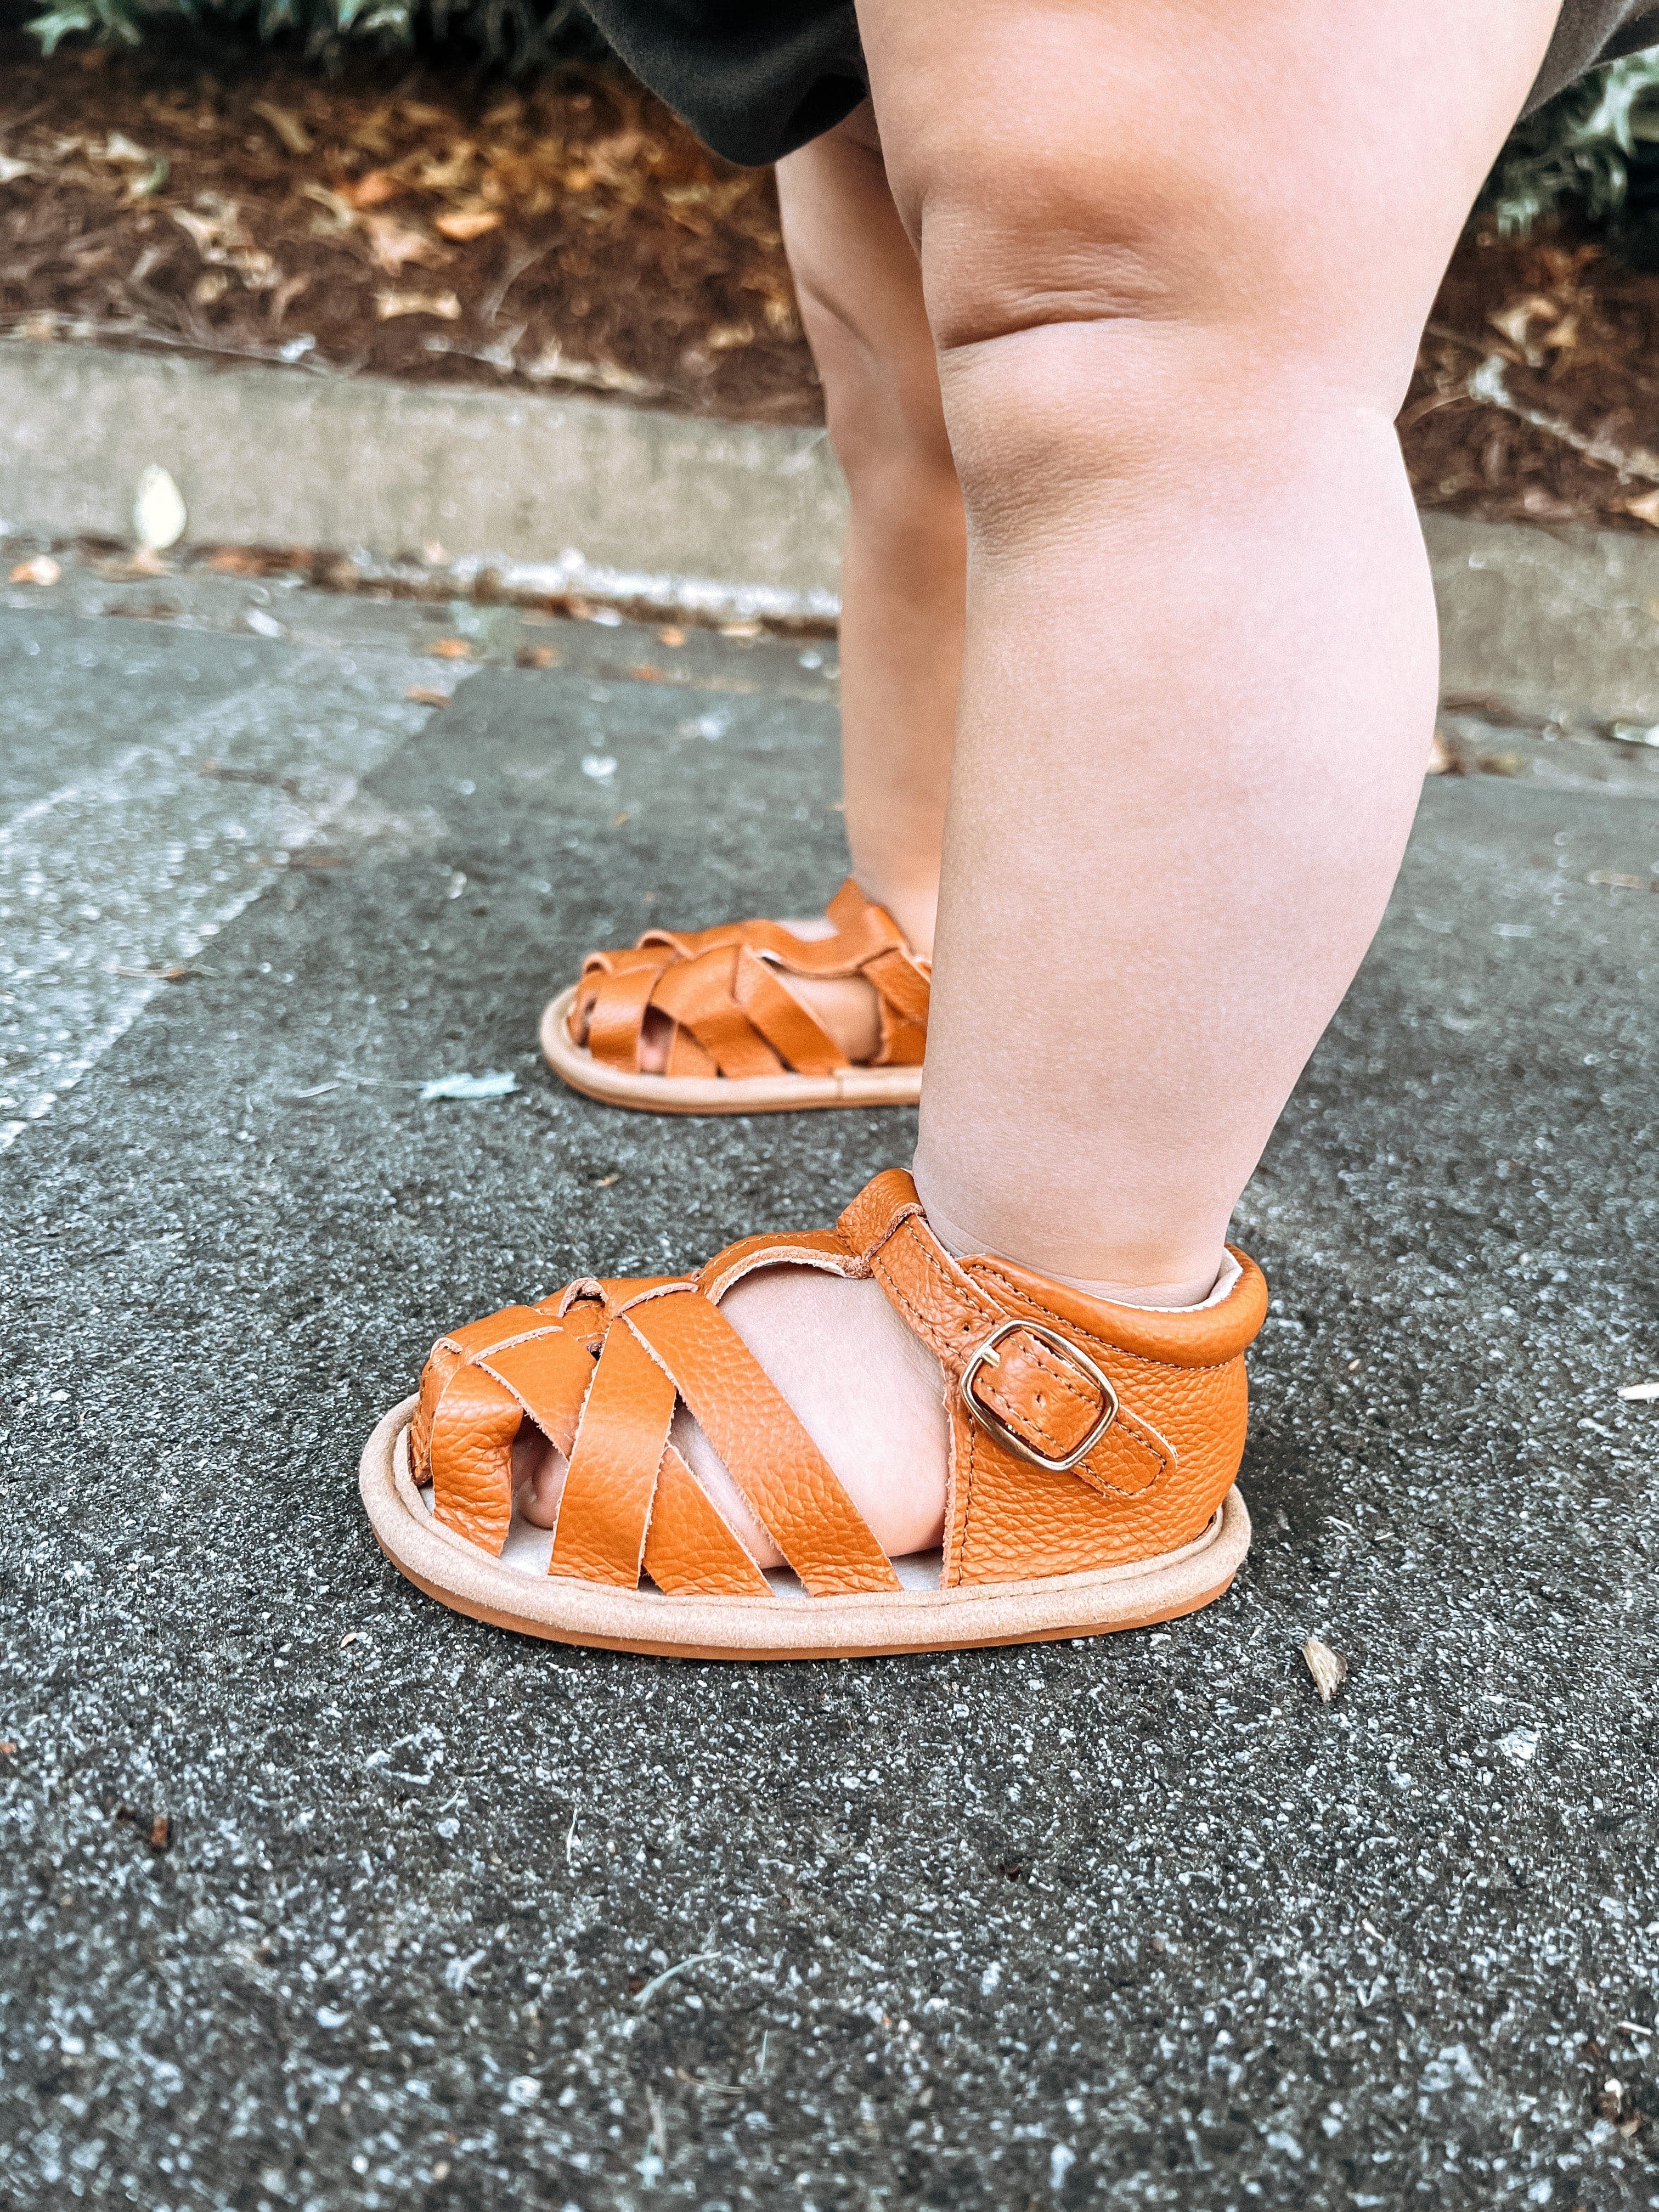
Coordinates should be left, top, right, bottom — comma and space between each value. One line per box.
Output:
2, 571, 1657, 2209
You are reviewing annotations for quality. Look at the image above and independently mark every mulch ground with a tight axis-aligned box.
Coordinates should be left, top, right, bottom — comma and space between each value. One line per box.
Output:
4, 31, 1659, 535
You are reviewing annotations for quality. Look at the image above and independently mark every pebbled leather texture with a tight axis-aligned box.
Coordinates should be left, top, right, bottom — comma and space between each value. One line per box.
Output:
409, 1169, 1266, 1599
566, 879, 930, 1079
548, 1321, 675, 1586
642, 1445, 773, 1596
627, 1291, 900, 1596
426, 1358, 522, 1554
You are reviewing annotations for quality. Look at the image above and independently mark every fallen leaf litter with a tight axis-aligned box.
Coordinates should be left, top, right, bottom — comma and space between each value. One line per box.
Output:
0, 34, 812, 426
1301, 1637, 1348, 1703
3, 31, 1659, 526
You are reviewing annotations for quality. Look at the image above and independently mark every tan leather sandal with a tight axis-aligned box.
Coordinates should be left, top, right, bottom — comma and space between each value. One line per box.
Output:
539, 879, 929, 1113
360, 1171, 1268, 1660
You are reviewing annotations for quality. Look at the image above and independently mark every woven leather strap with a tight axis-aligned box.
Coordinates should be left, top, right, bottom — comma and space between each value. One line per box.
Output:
568, 879, 929, 1079
410, 1257, 903, 1596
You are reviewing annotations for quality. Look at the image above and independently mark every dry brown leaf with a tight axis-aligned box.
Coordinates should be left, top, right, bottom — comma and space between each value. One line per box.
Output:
407, 685, 453, 707
341, 167, 404, 209
298, 180, 358, 232
9, 555, 61, 586
657, 627, 686, 648
1302, 1636, 1347, 1703
250, 100, 313, 156
363, 212, 440, 272
1487, 295, 1557, 357
520, 343, 663, 398
97, 130, 153, 167
1426, 727, 1459, 776
270, 270, 311, 323
515, 643, 560, 669
1520, 487, 1582, 521
415, 144, 477, 193
375, 287, 460, 322
1587, 869, 1649, 890
172, 205, 241, 258
1626, 488, 1659, 528
586, 128, 644, 175
434, 206, 503, 242
428, 637, 472, 659
351, 108, 396, 157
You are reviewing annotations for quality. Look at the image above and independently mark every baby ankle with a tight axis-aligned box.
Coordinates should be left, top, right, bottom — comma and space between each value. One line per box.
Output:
912, 1170, 1227, 1312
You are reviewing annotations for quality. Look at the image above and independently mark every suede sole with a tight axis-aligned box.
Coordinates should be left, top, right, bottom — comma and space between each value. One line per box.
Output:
539, 986, 924, 1115
359, 1398, 1251, 1661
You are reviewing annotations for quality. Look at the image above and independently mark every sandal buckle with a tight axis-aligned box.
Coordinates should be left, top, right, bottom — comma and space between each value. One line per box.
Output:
960, 1319, 1119, 1475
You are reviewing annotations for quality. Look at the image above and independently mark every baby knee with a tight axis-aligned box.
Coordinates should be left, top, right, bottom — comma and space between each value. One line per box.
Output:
792, 270, 957, 490
904, 140, 1401, 550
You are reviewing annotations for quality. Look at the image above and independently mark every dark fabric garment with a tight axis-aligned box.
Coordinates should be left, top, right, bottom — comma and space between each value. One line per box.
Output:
583, 0, 1659, 170
580, 0, 865, 166
1529, 0, 1659, 110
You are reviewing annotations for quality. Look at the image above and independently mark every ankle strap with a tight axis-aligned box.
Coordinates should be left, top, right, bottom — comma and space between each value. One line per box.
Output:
837, 1172, 1132, 1477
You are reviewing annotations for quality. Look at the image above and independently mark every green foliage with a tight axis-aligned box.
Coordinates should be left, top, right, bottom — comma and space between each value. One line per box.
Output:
1485, 49, 1659, 234
24, 0, 588, 69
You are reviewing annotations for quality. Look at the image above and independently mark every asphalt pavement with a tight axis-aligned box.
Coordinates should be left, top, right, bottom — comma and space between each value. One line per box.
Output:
2, 556, 1657, 2211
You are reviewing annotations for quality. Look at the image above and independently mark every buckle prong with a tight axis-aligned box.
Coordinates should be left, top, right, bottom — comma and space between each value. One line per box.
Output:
960, 1319, 1118, 1475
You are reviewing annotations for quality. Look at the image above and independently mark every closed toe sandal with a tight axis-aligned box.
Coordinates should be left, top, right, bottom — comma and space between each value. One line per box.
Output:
539, 879, 929, 1114
360, 1171, 1268, 1660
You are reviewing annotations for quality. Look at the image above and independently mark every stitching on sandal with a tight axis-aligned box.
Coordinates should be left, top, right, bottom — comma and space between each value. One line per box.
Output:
965, 1260, 1246, 1376
870, 1222, 998, 1358
973, 1368, 1166, 1488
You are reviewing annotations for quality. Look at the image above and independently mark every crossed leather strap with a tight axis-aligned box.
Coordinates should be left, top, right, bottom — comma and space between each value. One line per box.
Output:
567, 879, 929, 1080
410, 1171, 1178, 1596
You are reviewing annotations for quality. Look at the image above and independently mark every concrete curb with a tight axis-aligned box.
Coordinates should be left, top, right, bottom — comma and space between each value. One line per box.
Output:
0, 340, 845, 624
5, 338, 1659, 717
1426, 511, 1659, 726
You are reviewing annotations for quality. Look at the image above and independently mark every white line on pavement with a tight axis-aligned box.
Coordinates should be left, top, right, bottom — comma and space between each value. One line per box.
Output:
0, 653, 431, 1152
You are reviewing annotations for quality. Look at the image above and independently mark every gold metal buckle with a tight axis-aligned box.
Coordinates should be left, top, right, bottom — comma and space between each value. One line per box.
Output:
959, 1319, 1119, 1474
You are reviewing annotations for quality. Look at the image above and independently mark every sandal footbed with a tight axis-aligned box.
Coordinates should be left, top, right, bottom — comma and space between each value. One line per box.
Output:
360, 1398, 1250, 1661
